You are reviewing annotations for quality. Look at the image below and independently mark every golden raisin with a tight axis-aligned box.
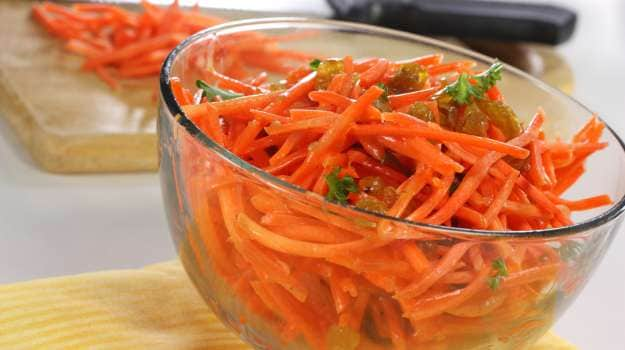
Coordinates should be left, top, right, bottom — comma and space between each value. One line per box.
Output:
387, 63, 428, 94
316, 59, 344, 89
408, 102, 435, 123
477, 99, 522, 140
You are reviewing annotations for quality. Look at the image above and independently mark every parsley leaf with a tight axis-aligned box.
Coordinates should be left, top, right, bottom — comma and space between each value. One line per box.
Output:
196, 79, 243, 101
488, 258, 509, 290
373, 82, 392, 112
309, 58, 322, 70
443, 61, 503, 105
325, 167, 358, 204
376, 82, 389, 102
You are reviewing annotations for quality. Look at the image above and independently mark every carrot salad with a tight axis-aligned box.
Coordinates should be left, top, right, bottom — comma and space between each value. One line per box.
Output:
169, 48, 612, 349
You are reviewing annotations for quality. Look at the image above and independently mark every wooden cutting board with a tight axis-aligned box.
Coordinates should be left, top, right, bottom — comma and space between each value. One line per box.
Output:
0, 0, 574, 173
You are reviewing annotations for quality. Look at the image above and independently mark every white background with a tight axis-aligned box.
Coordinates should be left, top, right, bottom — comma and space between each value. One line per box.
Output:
1, 0, 624, 349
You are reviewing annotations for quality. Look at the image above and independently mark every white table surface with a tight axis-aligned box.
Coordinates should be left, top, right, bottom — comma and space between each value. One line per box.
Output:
1, 0, 624, 349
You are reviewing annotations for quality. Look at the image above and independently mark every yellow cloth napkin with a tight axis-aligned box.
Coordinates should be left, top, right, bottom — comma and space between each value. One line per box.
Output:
0, 261, 576, 350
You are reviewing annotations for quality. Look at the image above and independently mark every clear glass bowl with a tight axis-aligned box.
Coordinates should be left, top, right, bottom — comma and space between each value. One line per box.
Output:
158, 18, 625, 350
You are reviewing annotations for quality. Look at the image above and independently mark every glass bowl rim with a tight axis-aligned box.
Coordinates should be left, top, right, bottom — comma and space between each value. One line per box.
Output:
159, 17, 625, 238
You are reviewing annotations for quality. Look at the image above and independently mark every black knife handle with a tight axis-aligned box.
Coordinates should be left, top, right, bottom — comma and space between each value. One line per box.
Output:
329, 0, 577, 45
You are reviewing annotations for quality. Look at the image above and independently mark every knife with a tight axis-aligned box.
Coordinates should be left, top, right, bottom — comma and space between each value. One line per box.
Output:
327, 0, 577, 45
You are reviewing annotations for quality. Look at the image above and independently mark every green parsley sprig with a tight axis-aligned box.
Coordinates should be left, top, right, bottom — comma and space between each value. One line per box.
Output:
196, 79, 243, 101
325, 167, 358, 204
309, 58, 322, 70
376, 82, 389, 102
442, 61, 503, 105
488, 257, 509, 290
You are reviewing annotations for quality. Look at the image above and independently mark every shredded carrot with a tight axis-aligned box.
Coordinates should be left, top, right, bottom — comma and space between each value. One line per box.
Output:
388, 87, 438, 109
168, 50, 612, 349
32, 1, 311, 90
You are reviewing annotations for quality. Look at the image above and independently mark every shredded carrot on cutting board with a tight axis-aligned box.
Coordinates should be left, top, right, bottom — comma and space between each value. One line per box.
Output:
31, 1, 223, 89
30, 1, 313, 90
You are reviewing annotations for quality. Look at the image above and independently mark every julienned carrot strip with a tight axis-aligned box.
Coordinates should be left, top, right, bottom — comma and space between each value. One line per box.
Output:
308, 91, 381, 121
427, 60, 476, 76
269, 132, 304, 166
387, 87, 438, 109
501, 263, 561, 289
387, 168, 431, 218
232, 120, 264, 155
542, 150, 557, 185
84, 33, 181, 68
397, 242, 475, 300
440, 271, 475, 284
201, 103, 225, 145
290, 109, 339, 121
229, 72, 315, 154
379, 297, 407, 350
353, 119, 530, 159
250, 71, 268, 86
396, 53, 443, 66
455, 206, 487, 228
359, 58, 389, 88
265, 115, 335, 135
258, 282, 325, 350
328, 271, 351, 314
265, 149, 307, 175
188, 177, 236, 276
340, 289, 370, 330
488, 123, 507, 142
426, 111, 544, 225
237, 213, 379, 258
267, 71, 318, 115
528, 140, 552, 188
170, 77, 192, 106
405, 266, 490, 321
242, 134, 288, 156
64, 39, 104, 58
205, 68, 266, 95
484, 170, 519, 227
378, 136, 463, 175
264, 221, 357, 244
545, 193, 612, 211
356, 136, 385, 161
327, 73, 347, 94
353, 58, 380, 73
287, 200, 376, 237
290, 86, 384, 183
517, 176, 572, 225
183, 92, 280, 119
218, 187, 308, 302
406, 173, 454, 221
347, 150, 408, 185
400, 242, 431, 275
250, 109, 290, 124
